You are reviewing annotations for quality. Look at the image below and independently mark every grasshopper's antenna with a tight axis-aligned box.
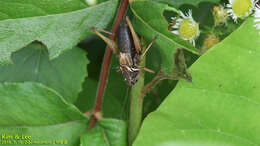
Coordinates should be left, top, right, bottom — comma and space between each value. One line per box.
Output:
141, 34, 159, 59
90, 27, 114, 36
137, 65, 155, 73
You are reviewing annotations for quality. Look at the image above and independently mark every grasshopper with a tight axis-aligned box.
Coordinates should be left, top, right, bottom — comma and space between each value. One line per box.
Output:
91, 16, 158, 86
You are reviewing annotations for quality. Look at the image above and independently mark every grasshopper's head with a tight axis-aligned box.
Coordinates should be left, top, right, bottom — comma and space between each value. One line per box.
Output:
120, 65, 140, 86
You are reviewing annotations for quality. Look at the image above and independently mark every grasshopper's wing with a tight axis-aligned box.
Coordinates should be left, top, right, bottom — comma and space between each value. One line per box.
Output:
125, 16, 142, 54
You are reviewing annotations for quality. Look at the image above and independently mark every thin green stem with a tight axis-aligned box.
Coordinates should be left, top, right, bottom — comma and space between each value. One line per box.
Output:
165, 6, 180, 14
128, 52, 146, 146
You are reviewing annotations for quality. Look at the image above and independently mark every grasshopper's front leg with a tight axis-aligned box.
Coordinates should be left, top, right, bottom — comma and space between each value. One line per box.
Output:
90, 27, 119, 55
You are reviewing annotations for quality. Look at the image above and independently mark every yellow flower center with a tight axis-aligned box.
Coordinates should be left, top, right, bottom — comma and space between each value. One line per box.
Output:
178, 19, 199, 40
232, 0, 253, 17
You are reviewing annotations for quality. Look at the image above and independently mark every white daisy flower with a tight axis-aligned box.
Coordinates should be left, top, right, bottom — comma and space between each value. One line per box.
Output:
170, 10, 200, 46
254, 4, 260, 33
226, 0, 258, 22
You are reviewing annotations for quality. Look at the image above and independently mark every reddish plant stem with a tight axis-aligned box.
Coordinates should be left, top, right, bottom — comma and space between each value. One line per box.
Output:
88, 0, 129, 130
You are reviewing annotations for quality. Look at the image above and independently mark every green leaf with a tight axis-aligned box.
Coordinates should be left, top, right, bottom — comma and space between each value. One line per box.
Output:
75, 77, 123, 118
0, 0, 87, 19
0, 0, 118, 64
0, 82, 88, 146
0, 43, 88, 103
81, 119, 127, 146
150, 0, 220, 8
130, 1, 199, 74
0, 82, 127, 146
0, 120, 89, 146
75, 39, 126, 119
0, 82, 85, 126
134, 17, 260, 145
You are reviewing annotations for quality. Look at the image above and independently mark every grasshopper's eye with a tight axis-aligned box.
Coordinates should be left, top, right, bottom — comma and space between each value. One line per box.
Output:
170, 10, 200, 46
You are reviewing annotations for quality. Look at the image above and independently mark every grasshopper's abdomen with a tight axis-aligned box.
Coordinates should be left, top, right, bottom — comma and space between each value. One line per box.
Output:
118, 21, 132, 54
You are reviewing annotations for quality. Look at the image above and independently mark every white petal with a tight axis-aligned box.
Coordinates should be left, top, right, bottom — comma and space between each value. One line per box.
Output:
228, 0, 233, 4
226, 4, 232, 8
227, 9, 233, 14
255, 24, 260, 29
188, 10, 192, 17
176, 19, 183, 23
189, 39, 195, 46
180, 11, 186, 18
255, 12, 260, 17
171, 30, 179, 35
172, 24, 179, 28
254, 19, 260, 22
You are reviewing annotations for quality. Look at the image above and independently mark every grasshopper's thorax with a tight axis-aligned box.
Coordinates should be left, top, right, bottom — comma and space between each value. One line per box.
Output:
120, 65, 140, 86
119, 52, 140, 86
119, 52, 133, 66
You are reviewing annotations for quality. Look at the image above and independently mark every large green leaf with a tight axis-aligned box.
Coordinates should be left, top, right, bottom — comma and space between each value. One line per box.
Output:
81, 119, 127, 146
0, 82, 85, 126
150, 0, 220, 8
134, 17, 260, 145
0, 0, 86, 19
0, 82, 90, 145
0, 0, 118, 64
130, 1, 199, 74
0, 120, 88, 146
75, 77, 123, 118
0, 82, 127, 146
0, 43, 88, 103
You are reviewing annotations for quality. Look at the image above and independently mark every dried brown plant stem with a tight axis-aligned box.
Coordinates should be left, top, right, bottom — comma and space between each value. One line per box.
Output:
88, 0, 129, 130
140, 71, 172, 100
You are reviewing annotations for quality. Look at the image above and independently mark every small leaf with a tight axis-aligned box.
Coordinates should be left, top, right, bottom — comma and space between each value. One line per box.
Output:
130, 1, 199, 74
81, 119, 127, 146
0, 0, 118, 64
0, 43, 88, 103
134, 17, 260, 145
150, 0, 221, 8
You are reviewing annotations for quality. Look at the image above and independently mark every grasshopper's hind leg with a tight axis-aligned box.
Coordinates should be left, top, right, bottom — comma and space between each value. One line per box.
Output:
90, 27, 119, 55
126, 16, 159, 57
125, 16, 142, 54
